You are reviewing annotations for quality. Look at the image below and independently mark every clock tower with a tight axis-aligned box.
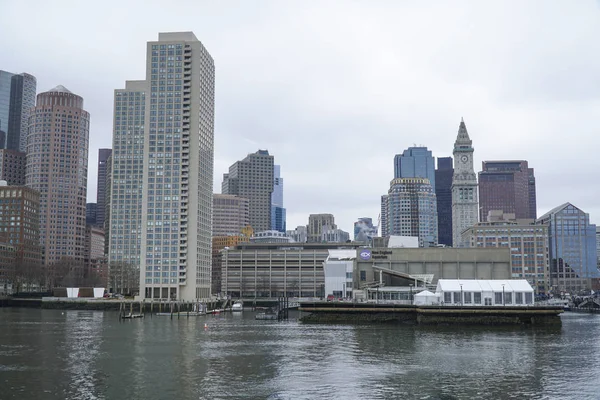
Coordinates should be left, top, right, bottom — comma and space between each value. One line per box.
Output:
451, 118, 479, 247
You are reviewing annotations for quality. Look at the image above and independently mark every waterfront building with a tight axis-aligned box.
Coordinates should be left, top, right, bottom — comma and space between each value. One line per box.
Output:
354, 217, 378, 244
536, 203, 599, 293
86, 203, 97, 225
435, 279, 534, 306
212, 194, 249, 236
0, 149, 26, 185
478, 161, 537, 221
26, 85, 89, 271
307, 213, 336, 243
286, 225, 307, 243
0, 71, 36, 151
435, 157, 453, 247
354, 247, 511, 293
451, 119, 479, 248
107, 80, 145, 293
221, 242, 361, 298
271, 165, 286, 232
0, 183, 41, 293
222, 150, 274, 232
96, 149, 112, 227
393, 146, 436, 189
381, 177, 438, 247
212, 234, 250, 296
323, 249, 356, 299
461, 210, 549, 293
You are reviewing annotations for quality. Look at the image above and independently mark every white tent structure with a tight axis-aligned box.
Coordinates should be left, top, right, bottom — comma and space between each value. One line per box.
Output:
413, 290, 439, 305
436, 279, 534, 307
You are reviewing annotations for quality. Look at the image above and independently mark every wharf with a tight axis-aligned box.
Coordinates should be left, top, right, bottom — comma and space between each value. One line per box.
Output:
298, 301, 564, 325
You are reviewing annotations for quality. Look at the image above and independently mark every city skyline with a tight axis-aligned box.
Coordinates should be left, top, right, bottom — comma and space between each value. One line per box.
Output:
2, 2, 600, 235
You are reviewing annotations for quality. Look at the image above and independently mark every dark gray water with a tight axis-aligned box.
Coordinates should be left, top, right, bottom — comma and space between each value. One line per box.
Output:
1, 308, 599, 400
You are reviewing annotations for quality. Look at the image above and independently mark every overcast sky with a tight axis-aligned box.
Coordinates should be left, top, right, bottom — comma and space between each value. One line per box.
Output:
1, 0, 599, 234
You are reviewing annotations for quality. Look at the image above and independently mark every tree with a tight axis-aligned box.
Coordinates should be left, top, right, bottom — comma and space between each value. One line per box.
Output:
108, 262, 139, 295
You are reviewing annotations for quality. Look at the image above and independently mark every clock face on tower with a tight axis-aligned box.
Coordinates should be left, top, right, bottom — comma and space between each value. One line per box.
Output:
460, 155, 469, 163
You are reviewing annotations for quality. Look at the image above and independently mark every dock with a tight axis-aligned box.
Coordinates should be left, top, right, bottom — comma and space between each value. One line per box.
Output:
298, 301, 564, 325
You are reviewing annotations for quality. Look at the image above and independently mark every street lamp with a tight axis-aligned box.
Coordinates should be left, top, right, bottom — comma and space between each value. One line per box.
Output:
502, 284, 505, 306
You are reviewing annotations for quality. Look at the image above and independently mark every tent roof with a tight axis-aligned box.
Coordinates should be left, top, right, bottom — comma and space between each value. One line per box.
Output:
415, 290, 436, 297
436, 279, 533, 292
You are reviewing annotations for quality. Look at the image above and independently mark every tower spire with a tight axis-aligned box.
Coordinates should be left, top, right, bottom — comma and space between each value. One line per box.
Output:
454, 118, 472, 150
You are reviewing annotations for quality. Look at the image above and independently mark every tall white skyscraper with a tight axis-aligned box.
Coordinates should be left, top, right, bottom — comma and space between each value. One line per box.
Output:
451, 118, 479, 247
109, 32, 215, 301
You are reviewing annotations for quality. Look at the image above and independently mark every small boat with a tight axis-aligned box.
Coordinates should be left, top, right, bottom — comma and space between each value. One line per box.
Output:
121, 313, 144, 319
232, 300, 244, 312
207, 308, 224, 315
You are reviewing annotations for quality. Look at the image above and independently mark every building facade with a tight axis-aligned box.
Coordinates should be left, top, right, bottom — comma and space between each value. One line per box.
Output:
394, 146, 436, 189
86, 203, 97, 225
250, 230, 292, 243
322, 227, 350, 243
84, 225, 105, 285
451, 119, 478, 248
138, 32, 215, 301
271, 164, 286, 232
381, 177, 438, 247
478, 161, 536, 221
0, 71, 36, 151
354, 217, 378, 243
0, 184, 41, 292
96, 148, 112, 227
212, 235, 250, 296
307, 213, 336, 243
26, 85, 89, 270
212, 194, 249, 236
536, 203, 599, 293
461, 211, 549, 293
286, 225, 308, 243
435, 157, 453, 247
107, 80, 145, 284
0, 149, 26, 185
222, 149, 274, 232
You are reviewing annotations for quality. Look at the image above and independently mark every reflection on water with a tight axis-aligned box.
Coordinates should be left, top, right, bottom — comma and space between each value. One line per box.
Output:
1, 309, 599, 399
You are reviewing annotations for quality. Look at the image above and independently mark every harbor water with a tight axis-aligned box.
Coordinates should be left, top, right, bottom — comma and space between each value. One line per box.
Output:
1, 308, 600, 399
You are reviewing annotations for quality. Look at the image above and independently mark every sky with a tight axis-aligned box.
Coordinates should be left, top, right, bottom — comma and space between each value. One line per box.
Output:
1, 0, 599, 235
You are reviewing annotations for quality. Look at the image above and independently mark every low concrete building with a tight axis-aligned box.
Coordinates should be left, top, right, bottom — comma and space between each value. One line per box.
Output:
354, 247, 511, 292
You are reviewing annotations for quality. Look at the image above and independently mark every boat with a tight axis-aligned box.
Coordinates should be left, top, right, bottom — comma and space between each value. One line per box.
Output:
232, 300, 244, 312
155, 311, 206, 317
121, 313, 144, 319
207, 308, 224, 315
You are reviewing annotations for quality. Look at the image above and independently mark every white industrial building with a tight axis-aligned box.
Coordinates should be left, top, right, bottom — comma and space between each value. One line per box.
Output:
323, 250, 355, 299
435, 279, 534, 306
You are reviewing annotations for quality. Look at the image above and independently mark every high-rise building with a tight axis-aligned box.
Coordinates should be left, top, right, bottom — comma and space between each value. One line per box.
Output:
394, 146, 436, 189
451, 119, 478, 248
96, 148, 112, 227
271, 165, 286, 232
435, 157, 453, 247
137, 32, 215, 301
286, 225, 308, 243
86, 203, 97, 225
222, 150, 274, 232
381, 178, 438, 247
0, 71, 36, 151
354, 217, 377, 243
212, 194, 249, 236
0, 183, 41, 292
307, 214, 336, 243
478, 161, 536, 221
462, 210, 549, 293
0, 149, 26, 185
84, 225, 105, 284
536, 203, 599, 293
26, 85, 89, 271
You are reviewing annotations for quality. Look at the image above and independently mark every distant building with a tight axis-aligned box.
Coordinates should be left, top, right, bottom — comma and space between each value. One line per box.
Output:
96, 149, 112, 228
354, 217, 377, 243
478, 161, 537, 221
271, 165, 286, 232
462, 210, 549, 294
307, 213, 336, 243
222, 150, 274, 232
84, 225, 106, 285
26, 85, 89, 269
321, 226, 350, 243
0, 71, 36, 152
381, 177, 438, 247
596, 227, 600, 270
536, 203, 599, 293
0, 149, 26, 185
86, 203, 97, 226
286, 225, 307, 243
250, 230, 292, 243
435, 157, 453, 247
212, 194, 250, 236
451, 119, 478, 248
394, 146, 436, 189
212, 235, 251, 296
